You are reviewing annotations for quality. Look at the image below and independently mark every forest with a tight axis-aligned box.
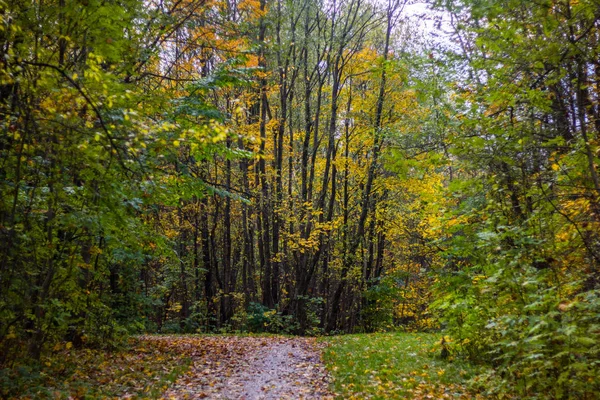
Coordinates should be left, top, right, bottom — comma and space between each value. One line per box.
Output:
0, 0, 599, 398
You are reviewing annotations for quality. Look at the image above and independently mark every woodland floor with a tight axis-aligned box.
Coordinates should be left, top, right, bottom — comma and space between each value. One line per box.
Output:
2, 333, 479, 399
158, 336, 333, 399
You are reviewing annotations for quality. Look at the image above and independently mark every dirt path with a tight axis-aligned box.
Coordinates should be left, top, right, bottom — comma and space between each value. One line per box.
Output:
158, 336, 333, 399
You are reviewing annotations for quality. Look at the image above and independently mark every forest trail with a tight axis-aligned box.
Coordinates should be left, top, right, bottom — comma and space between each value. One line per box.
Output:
157, 336, 333, 399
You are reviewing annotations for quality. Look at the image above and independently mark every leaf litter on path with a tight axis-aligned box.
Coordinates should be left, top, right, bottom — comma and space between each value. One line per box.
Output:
142, 336, 333, 400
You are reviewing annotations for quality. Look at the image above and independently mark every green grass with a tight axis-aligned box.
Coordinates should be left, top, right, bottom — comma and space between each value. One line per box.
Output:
322, 332, 484, 399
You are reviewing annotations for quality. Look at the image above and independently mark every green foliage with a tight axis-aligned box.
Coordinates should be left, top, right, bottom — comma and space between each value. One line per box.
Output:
394, 0, 600, 398
362, 277, 401, 331
247, 302, 299, 335
433, 222, 600, 398
0, 0, 234, 363
243, 299, 322, 336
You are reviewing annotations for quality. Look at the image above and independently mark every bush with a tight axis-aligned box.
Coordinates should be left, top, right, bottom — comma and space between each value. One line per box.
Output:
434, 225, 600, 398
246, 302, 299, 334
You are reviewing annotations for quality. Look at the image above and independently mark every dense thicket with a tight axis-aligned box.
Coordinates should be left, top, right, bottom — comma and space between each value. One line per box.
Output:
423, 0, 600, 397
0, 0, 427, 362
0, 0, 257, 360
1, 0, 599, 397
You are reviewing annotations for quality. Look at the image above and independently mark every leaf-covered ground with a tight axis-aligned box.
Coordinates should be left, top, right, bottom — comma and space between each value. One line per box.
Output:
2, 335, 333, 399
3, 333, 483, 399
322, 332, 484, 399
161, 336, 332, 399
1, 337, 191, 399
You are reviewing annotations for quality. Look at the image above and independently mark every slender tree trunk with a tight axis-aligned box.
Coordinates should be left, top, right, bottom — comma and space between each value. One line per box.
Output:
327, 0, 399, 332
258, 0, 274, 308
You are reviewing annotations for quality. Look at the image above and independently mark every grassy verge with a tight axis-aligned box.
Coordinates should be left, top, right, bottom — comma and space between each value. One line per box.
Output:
0, 338, 191, 399
322, 332, 484, 399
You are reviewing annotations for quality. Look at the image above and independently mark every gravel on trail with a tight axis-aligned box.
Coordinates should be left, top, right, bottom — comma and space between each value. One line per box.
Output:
155, 336, 333, 400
